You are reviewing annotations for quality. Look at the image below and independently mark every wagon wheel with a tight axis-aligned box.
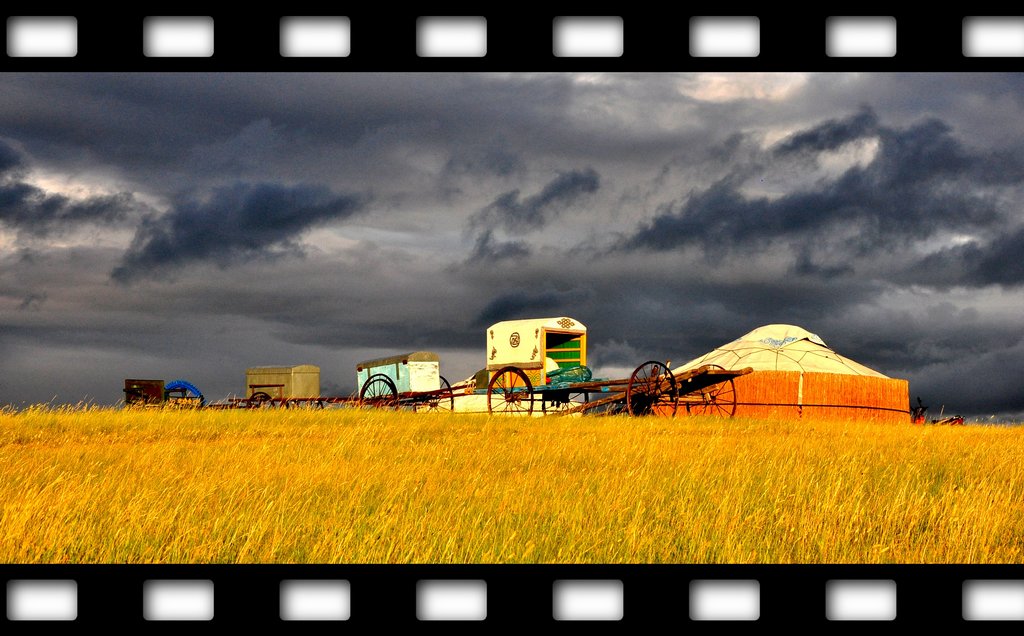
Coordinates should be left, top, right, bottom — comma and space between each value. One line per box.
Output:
626, 360, 678, 416
682, 365, 737, 417
487, 366, 534, 416
423, 375, 455, 413
248, 391, 274, 409
359, 373, 399, 409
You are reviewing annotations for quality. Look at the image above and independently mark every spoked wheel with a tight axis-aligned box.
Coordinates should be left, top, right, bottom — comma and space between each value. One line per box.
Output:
360, 373, 399, 409
487, 366, 534, 415
248, 391, 274, 409
423, 375, 455, 413
682, 364, 737, 417
626, 360, 678, 416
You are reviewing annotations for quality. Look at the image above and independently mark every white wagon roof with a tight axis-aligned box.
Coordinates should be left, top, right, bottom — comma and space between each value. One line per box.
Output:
487, 317, 586, 335
356, 351, 439, 371
246, 364, 320, 374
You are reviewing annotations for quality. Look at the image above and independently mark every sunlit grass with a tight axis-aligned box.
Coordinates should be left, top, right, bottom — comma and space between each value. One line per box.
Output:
2, 405, 1022, 563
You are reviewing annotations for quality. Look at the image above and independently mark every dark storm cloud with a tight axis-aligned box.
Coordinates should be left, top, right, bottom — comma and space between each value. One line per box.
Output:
111, 182, 366, 282
851, 310, 1021, 372
0, 139, 138, 235
0, 74, 582, 199
774, 106, 879, 155
471, 168, 600, 232
17, 292, 46, 311
474, 292, 568, 327
791, 249, 854, 279
443, 144, 525, 179
465, 229, 530, 263
0, 139, 23, 172
626, 109, 1017, 260
910, 226, 1024, 288
909, 342, 1024, 416
971, 229, 1024, 285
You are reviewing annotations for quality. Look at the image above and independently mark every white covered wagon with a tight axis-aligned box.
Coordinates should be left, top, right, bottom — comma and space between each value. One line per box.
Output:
355, 351, 454, 411
486, 316, 587, 387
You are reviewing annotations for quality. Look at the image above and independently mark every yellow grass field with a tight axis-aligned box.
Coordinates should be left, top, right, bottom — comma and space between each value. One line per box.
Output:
2, 406, 1023, 564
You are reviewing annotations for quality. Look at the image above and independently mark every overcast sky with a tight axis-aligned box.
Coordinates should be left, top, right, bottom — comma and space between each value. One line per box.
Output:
1, 72, 1022, 420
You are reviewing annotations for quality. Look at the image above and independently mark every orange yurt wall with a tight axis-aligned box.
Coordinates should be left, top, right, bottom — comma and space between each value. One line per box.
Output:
707, 370, 909, 423
729, 370, 803, 419
800, 373, 909, 423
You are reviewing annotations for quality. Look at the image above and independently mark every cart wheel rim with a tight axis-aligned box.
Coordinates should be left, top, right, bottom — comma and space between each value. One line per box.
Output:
423, 374, 456, 413
249, 391, 274, 408
359, 374, 399, 409
685, 378, 736, 417
424, 376, 455, 412
626, 360, 678, 417
487, 367, 534, 415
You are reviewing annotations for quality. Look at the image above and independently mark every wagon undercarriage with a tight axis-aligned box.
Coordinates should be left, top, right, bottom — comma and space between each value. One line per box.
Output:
485, 362, 751, 417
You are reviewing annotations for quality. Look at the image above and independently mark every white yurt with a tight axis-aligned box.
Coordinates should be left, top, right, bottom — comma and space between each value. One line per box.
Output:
675, 324, 910, 423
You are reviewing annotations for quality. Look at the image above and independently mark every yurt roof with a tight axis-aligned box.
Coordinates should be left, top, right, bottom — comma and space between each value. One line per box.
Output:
677, 324, 889, 378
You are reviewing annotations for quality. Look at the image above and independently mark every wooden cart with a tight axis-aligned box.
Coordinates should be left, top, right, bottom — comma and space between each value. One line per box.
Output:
356, 372, 455, 412
484, 361, 752, 417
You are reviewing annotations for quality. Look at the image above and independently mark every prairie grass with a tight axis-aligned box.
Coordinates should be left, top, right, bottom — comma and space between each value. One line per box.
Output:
1, 405, 1022, 564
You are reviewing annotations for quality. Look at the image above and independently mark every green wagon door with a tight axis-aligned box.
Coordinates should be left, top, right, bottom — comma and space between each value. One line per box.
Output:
544, 331, 586, 369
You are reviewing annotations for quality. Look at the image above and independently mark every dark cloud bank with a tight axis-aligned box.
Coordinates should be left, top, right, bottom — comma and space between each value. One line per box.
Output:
627, 108, 1022, 289
111, 182, 366, 282
0, 139, 140, 236
464, 168, 600, 264
472, 168, 600, 232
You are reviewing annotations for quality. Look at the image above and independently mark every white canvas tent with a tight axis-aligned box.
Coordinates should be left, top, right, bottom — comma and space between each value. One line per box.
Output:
677, 324, 889, 377
676, 324, 908, 422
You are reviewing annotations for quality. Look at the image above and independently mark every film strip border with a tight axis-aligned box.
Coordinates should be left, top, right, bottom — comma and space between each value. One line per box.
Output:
4, 11, 1022, 628
2, 13, 1024, 69
4, 565, 1024, 624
